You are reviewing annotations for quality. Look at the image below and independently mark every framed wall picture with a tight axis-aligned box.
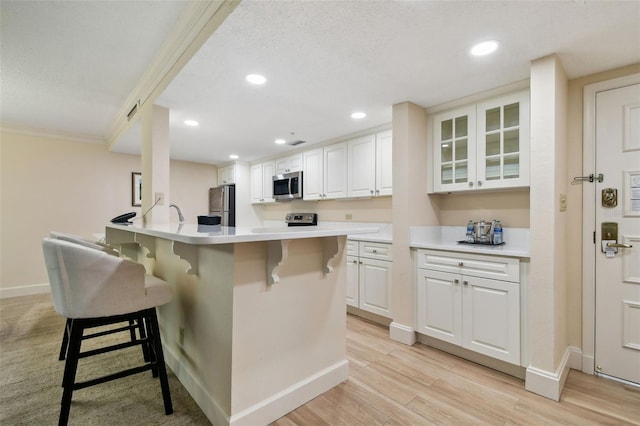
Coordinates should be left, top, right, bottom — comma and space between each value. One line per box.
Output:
132, 172, 142, 207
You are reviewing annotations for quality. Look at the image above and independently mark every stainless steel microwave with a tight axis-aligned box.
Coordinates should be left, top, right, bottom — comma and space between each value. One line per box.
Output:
273, 171, 303, 201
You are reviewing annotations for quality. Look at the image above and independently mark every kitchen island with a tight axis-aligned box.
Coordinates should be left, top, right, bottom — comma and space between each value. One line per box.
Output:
105, 222, 377, 426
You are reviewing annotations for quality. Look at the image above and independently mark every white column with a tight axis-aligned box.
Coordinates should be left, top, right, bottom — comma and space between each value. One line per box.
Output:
526, 54, 569, 401
140, 104, 170, 224
389, 101, 435, 345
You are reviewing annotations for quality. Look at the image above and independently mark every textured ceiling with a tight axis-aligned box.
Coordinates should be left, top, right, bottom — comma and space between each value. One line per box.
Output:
0, 0, 187, 138
2, 1, 639, 165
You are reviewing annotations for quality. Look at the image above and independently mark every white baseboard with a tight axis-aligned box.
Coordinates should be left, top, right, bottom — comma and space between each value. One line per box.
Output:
162, 344, 230, 426
389, 322, 416, 346
163, 343, 349, 426
0, 283, 50, 299
581, 354, 594, 375
525, 346, 582, 401
230, 360, 349, 426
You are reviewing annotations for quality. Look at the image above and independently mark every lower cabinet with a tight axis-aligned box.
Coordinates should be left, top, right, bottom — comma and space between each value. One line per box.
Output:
347, 240, 392, 318
415, 249, 520, 365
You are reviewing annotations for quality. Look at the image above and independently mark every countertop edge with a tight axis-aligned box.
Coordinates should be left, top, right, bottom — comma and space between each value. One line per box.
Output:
106, 223, 379, 245
410, 241, 530, 258
347, 234, 393, 244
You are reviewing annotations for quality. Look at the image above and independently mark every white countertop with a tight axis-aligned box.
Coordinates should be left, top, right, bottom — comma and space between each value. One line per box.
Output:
410, 226, 530, 258
346, 223, 392, 243
106, 222, 379, 245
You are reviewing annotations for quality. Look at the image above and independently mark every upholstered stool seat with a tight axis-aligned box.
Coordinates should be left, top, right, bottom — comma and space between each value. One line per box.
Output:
42, 237, 173, 425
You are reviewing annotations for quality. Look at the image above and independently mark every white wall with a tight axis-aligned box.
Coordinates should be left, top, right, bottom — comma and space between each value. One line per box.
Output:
0, 129, 216, 296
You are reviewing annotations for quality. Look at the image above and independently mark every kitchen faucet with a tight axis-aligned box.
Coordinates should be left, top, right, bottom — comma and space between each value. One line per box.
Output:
170, 204, 185, 222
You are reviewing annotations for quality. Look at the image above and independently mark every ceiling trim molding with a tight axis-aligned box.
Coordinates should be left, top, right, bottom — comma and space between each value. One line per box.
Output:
1, 124, 105, 145
424, 79, 531, 115
106, 0, 241, 150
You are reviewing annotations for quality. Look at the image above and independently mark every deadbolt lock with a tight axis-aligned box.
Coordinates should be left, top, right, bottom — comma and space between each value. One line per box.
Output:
601, 188, 617, 208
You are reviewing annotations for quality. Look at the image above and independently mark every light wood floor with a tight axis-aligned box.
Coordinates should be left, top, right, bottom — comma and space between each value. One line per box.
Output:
273, 314, 640, 425
2, 294, 638, 425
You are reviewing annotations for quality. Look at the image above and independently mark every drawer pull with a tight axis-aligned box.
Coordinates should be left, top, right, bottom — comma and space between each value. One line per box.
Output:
454, 279, 459, 284
458, 262, 464, 267
463, 280, 469, 286
372, 249, 378, 253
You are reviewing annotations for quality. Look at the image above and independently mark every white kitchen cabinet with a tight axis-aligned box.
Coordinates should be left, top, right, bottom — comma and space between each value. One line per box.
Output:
218, 164, 236, 185
432, 91, 529, 193
375, 130, 393, 196
415, 249, 520, 365
347, 240, 392, 318
347, 130, 393, 198
303, 142, 347, 200
275, 154, 302, 174
250, 161, 275, 204
347, 135, 376, 197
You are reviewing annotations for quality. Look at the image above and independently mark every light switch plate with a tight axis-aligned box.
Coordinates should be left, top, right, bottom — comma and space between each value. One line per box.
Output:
560, 194, 567, 212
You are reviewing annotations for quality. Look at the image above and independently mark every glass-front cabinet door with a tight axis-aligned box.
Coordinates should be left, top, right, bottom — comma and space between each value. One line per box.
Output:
431, 90, 529, 193
476, 91, 530, 190
433, 105, 477, 192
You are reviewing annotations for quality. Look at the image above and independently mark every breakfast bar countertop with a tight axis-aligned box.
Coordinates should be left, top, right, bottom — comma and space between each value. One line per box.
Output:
106, 222, 379, 245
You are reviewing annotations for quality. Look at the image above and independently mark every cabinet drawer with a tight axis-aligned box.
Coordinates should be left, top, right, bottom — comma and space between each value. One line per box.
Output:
359, 241, 392, 261
416, 249, 519, 283
346, 240, 359, 256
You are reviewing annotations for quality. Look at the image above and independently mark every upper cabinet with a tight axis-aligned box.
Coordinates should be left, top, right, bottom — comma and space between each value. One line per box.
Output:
275, 154, 303, 174
218, 164, 236, 185
432, 91, 529, 193
250, 161, 275, 204
303, 142, 348, 200
253, 129, 392, 203
347, 135, 376, 197
347, 130, 393, 198
375, 130, 393, 196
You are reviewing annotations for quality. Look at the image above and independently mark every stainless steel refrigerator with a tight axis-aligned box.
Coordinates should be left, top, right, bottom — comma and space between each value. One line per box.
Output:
209, 184, 235, 226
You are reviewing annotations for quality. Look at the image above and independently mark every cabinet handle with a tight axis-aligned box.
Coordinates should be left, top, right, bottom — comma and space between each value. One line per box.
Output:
352, 260, 358, 264
376, 189, 380, 194
370, 190, 374, 195
469, 182, 474, 187
359, 261, 363, 265
454, 279, 459, 284
463, 280, 469, 286
458, 262, 464, 267
477, 181, 483, 187
372, 249, 377, 253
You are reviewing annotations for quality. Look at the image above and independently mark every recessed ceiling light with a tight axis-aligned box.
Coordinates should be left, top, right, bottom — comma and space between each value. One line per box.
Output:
274, 139, 286, 145
246, 74, 267, 85
229, 154, 239, 160
470, 40, 499, 56
351, 112, 366, 119
184, 120, 199, 126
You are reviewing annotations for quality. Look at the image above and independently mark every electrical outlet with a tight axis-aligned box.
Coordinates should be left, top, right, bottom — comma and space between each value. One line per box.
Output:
155, 192, 164, 206
345, 213, 353, 220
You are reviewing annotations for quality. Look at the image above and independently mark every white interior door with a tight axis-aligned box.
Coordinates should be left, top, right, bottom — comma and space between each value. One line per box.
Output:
595, 82, 640, 384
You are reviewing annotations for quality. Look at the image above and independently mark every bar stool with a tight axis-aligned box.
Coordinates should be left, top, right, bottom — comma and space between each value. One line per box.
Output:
42, 237, 173, 425
49, 232, 133, 361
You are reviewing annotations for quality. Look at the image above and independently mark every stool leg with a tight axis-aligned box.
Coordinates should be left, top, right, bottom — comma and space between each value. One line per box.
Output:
138, 316, 151, 362
59, 319, 84, 426
147, 309, 173, 415
58, 319, 72, 361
